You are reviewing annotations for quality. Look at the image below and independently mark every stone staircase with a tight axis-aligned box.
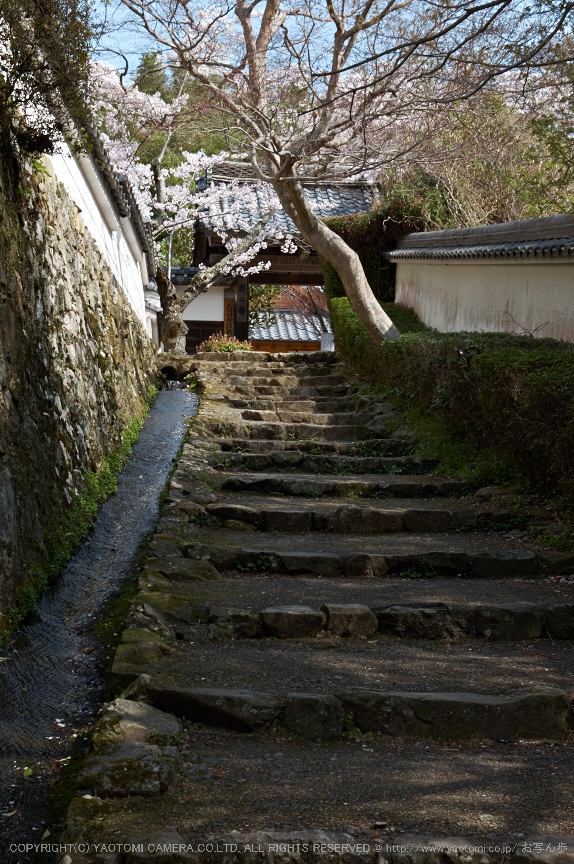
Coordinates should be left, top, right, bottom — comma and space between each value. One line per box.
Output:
65, 351, 574, 862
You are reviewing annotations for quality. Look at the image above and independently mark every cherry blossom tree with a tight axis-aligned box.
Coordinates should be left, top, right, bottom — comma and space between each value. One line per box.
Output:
113, 0, 572, 343
89, 61, 297, 350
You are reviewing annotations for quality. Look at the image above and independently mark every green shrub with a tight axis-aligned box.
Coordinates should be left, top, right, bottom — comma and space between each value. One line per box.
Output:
331, 297, 574, 506
197, 333, 252, 352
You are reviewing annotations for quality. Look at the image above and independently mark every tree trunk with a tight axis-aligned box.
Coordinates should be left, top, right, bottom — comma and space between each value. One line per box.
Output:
274, 179, 400, 342
156, 266, 189, 352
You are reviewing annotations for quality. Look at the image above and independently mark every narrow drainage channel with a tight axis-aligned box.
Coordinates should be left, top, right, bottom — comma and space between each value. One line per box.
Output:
0, 389, 198, 861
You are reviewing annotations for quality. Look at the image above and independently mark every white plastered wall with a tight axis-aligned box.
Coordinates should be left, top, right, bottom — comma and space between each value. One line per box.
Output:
183, 285, 225, 321
395, 258, 574, 341
47, 145, 147, 327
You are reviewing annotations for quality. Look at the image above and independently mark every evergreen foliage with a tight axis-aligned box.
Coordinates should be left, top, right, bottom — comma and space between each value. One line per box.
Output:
0, 0, 92, 152
331, 298, 574, 505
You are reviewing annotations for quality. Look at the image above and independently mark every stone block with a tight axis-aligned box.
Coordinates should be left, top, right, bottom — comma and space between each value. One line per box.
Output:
138, 572, 174, 593
539, 552, 574, 575
473, 603, 544, 640
343, 554, 391, 579
312, 511, 331, 531
281, 693, 344, 741
470, 550, 540, 578
281, 479, 336, 496
416, 552, 473, 574
337, 687, 569, 740
147, 539, 184, 559
334, 481, 377, 497
121, 628, 172, 649
124, 604, 175, 641
76, 742, 177, 797
544, 605, 574, 640
300, 456, 338, 473
261, 510, 313, 533
402, 509, 452, 533
208, 607, 265, 638
206, 504, 260, 525
381, 483, 427, 497
321, 604, 378, 638
260, 605, 326, 638
376, 603, 468, 640
162, 501, 205, 522
478, 509, 517, 528
272, 452, 304, 467
278, 552, 343, 577
450, 510, 479, 530
92, 699, 181, 745
148, 685, 281, 731
114, 642, 166, 667
330, 506, 403, 534
184, 544, 239, 570
144, 557, 222, 582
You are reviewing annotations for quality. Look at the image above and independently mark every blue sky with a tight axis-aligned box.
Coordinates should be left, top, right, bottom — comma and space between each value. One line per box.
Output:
92, 0, 153, 79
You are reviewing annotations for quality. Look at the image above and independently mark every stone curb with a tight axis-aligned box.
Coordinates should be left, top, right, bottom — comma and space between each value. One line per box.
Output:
138, 679, 570, 741
183, 544, 541, 578
194, 501, 522, 535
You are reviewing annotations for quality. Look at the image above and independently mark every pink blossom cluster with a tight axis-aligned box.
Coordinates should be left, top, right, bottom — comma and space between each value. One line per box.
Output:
89, 61, 296, 275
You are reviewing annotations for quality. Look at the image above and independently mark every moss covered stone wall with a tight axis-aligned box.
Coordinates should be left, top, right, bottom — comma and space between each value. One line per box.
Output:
0, 147, 156, 622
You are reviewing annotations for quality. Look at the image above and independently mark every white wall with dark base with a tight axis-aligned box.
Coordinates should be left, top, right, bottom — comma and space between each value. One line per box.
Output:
395, 259, 574, 341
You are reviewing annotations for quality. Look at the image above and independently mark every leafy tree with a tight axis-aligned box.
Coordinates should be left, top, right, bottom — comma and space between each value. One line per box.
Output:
116, 0, 572, 343
0, 0, 92, 152
379, 85, 574, 227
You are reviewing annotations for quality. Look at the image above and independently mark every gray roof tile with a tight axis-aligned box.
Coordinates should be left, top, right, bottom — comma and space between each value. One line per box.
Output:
387, 213, 574, 261
199, 173, 377, 237
249, 310, 332, 342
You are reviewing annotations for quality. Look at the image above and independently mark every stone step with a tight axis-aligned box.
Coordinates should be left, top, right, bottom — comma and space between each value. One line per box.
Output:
219, 472, 468, 496
152, 597, 574, 642
226, 366, 345, 379
228, 375, 347, 388
225, 384, 350, 398
196, 420, 363, 440
138, 563, 571, 609
211, 452, 436, 474
173, 532, 540, 578
199, 500, 487, 534
122, 677, 570, 742
229, 398, 351, 412
238, 410, 372, 425
214, 437, 412, 456
193, 350, 342, 365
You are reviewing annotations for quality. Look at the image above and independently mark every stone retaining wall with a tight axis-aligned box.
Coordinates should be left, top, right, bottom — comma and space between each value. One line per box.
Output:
0, 147, 156, 621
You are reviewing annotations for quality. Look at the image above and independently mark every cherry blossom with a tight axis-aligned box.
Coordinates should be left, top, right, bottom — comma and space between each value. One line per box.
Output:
89, 61, 295, 276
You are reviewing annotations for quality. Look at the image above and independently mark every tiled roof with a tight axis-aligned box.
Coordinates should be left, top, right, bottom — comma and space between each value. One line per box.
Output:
199, 170, 378, 237
249, 310, 332, 342
387, 213, 574, 261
